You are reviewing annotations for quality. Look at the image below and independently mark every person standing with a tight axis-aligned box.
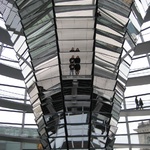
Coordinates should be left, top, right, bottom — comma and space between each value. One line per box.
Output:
75, 48, 80, 52
135, 96, 139, 110
75, 55, 80, 64
74, 63, 80, 75
70, 47, 75, 52
69, 55, 75, 64
74, 55, 81, 75
139, 98, 144, 110
69, 63, 75, 75
69, 55, 75, 75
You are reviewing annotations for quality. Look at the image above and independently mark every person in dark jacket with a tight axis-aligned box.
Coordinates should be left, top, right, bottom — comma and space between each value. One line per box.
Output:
75, 48, 80, 52
139, 98, 144, 110
75, 55, 80, 63
69, 63, 75, 75
74, 55, 81, 75
70, 47, 75, 52
69, 55, 75, 64
135, 96, 139, 110
74, 63, 80, 75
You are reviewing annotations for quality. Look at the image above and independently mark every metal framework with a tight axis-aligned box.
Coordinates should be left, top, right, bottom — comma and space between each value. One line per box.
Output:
0, 0, 150, 150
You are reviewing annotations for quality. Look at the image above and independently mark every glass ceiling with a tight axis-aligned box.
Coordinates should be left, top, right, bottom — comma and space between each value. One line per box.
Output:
0, 0, 150, 150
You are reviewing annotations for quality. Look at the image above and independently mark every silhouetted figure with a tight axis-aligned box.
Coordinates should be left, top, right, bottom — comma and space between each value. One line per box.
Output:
135, 96, 139, 110
38, 86, 46, 98
74, 56, 81, 75
69, 55, 75, 64
74, 64, 80, 75
69, 63, 75, 75
75, 55, 80, 64
70, 47, 75, 52
75, 48, 80, 52
69, 55, 75, 75
139, 98, 143, 110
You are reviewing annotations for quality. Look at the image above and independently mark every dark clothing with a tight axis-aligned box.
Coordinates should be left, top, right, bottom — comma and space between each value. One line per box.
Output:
135, 97, 139, 110
69, 57, 75, 64
75, 48, 80, 52
75, 57, 80, 64
69, 63, 75, 70
70, 47, 75, 52
74, 56, 81, 75
69, 63, 75, 75
75, 64, 80, 71
70, 49, 74, 52
139, 98, 143, 109
74, 64, 80, 75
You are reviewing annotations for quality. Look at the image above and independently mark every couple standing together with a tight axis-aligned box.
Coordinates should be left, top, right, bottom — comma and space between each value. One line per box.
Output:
69, 55, 81, 75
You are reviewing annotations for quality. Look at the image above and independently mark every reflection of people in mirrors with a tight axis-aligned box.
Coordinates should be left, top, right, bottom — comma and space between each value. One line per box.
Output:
38, 86, 46, 98
69, 55, 75, 64
75, 56, 81, 75
75, 64, 80, 75
69, 55, 75, 75
75, 48, 80, 52
70, 47, 75, 52
69, 63, 75, 75
75, 55, 80, 64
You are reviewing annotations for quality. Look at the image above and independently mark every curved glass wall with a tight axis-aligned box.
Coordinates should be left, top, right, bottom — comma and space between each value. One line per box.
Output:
0, 2, 39, 150
0, 0, 150, 150
115, 0, 150, 149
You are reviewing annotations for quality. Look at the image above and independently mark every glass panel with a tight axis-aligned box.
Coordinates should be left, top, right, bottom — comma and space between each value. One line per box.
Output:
115, 135, 129, 143
24, 113, 36, 124
0, 111, 23, 124
1, 0, 149, 149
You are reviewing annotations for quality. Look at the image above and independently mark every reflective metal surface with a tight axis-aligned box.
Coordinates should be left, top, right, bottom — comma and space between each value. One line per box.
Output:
0, 0, 150, 149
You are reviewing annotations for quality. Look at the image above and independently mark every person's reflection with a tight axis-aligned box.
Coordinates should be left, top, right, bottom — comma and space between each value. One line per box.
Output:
75, 48, 80, 52
38, 86, 46, 99
74, 55, 81, 75
69, 55, 75, 75
69, 55, 75, 63
70, 47, 75, 52
69, 63, 75, 75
